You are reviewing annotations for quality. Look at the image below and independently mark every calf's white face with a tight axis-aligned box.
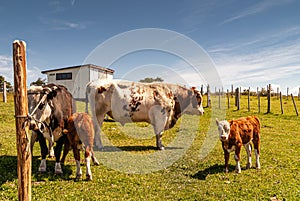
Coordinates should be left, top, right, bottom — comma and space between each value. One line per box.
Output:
216, 119, 230, 141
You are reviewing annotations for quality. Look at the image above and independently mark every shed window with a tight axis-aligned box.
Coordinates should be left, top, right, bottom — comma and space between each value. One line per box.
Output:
56, 73, 72, 80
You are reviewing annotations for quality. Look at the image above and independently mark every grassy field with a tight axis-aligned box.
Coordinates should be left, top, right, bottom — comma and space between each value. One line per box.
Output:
0, 93, 299, 200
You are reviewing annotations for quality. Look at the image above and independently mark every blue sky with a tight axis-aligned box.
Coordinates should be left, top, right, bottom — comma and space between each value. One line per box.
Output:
1, 0, 300, 93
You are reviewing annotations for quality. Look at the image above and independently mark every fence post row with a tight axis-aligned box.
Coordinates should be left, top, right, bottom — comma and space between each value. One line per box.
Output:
13, 40, 32, 201
3, 81, 7, 103
291, 94, 299, 116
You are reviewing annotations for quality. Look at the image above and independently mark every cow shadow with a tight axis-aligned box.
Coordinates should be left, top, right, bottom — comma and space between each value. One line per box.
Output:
99, 145, 183, 152
0, 155, 74, 186
191, 164, 235, 180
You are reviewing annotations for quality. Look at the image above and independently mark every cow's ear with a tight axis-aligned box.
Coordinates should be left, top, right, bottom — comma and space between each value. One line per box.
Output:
98, 86, 106, 94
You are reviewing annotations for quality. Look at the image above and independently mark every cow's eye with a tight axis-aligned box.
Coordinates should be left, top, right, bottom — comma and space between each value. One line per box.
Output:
38, 103, 45, 110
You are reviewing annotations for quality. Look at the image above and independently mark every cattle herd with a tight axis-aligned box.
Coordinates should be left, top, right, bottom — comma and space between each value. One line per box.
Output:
27, 79, 261, 180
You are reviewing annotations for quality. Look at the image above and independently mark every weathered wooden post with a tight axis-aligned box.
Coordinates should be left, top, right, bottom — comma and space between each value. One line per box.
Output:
3, 80, 7, 103
13, 40, 31, 201
207, 84, 211, 108
257, 88, 261, 113
267, 84, 271, 113
218, 89, 221, 109
236, 87, 240, 110
291, 94, 299, 116
280, 92, 284, 114
298, 88, 300, 101
287, 87, 289, 100
277, 87, 279, 100
227, 89, 230, 109
248, 87, 250, 112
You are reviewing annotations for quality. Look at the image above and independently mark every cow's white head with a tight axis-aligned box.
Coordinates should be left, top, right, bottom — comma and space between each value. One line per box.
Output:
216, 119, 230, 141
27, 85, 57, 131
184, 88, 204, 115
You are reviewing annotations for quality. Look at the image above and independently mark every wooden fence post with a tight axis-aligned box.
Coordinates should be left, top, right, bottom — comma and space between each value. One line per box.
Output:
298, 88, 300, 101
3, 81, 7, 103
218, 89, 221, 109
236, 87, 240, 110
207, 84, 211, 108
13, 40, 31, 201
257, 88, 260, 113
267, 84, 271, 113
227, 89, 230, 109
248, 87, 250, 112
280, 92, 284, 114
287, 87, 289, 100
291, 94, 299, 116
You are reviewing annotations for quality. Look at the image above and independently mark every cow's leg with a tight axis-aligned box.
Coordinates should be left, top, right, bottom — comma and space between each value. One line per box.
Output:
244, 143, 252, 169
54, 135, 66, 175
37, 131, 48, 172
48, 140, 55, 158
155, 132, 164, 150
85, 146, 92, 180
234, 147, 242, 173
30, 131, 37, 156
94, 115, 104, 149
91, 149, 100, 166
72, 145, 82, 179
224, 151, 230, 173
60, 137, 71, 164
253, 139, 261, 169
150, 106, 168, 150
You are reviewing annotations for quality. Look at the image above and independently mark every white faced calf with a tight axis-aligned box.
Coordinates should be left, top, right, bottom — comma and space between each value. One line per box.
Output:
216, 116, 261, 173
62, 112, 100, 180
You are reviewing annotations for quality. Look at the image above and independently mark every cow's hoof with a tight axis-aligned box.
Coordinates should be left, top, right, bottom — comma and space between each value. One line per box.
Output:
86, 175, 92, 181
55, 163, 63, 175
93, 159, 100, 166
38, 168, 47, 173
76, 174, 82, 179
246, 163, 252, 169
224, 168, 229, 173
158, 146, 165, 151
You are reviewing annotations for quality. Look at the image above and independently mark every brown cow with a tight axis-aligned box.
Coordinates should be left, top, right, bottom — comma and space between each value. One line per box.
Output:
216, 116, 261, 173
62, 112, 99, 180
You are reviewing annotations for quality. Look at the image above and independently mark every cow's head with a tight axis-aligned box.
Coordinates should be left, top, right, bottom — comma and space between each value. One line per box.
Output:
216, 118, 230, 141
27, 85, 58, 131
183, 87, 204, 115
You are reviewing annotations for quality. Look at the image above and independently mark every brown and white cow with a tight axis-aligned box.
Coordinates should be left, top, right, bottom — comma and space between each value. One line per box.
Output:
28, 84, 75, 174
216, 116, 261, 173
61, 112, 100, 180
86, 79, 205, 150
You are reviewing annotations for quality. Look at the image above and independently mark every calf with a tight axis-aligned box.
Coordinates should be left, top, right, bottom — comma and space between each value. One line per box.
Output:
216, 116, 261, 173
62, 112, 99, 180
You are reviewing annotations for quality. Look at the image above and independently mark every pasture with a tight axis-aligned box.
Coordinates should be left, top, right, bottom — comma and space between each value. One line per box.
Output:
0, 93, 299, 200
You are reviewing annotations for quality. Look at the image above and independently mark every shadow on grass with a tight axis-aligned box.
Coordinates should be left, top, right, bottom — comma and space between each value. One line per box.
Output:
0, 155, 74, 186
191, 164, 235, 180
98, 145, 184, 152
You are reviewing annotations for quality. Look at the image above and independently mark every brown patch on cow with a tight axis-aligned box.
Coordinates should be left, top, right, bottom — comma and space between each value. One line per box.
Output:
98, 86, 106, 94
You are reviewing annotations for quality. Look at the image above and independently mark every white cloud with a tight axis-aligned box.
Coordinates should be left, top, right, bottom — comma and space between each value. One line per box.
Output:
221, 0, 293, 24
0, 55, 46, 86
39, 17, 87, 30
208, 26, 300, 89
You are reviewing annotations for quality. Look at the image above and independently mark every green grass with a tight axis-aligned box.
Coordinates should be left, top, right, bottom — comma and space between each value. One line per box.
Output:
0, 93, 300, 200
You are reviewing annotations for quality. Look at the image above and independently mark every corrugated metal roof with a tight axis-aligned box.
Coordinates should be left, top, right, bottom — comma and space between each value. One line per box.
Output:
41, 64, 114, 74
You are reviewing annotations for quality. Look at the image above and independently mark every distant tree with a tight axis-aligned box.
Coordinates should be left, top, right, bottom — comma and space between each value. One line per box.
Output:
139, 77, 164, 83
30, 78, 46, 86
0, 75, 13, 92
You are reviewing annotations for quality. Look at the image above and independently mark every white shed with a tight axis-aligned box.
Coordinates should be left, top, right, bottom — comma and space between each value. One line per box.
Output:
42, 64, 114, 100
